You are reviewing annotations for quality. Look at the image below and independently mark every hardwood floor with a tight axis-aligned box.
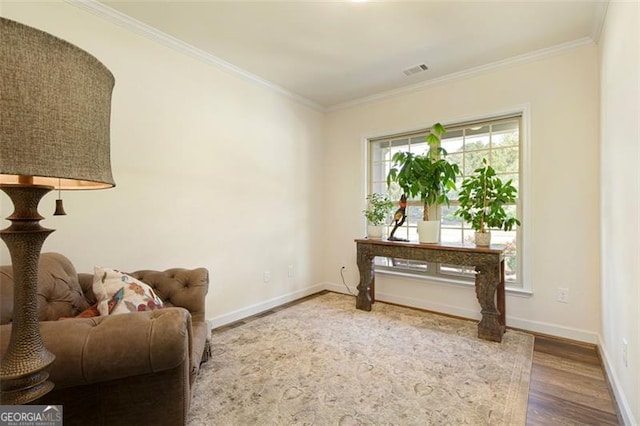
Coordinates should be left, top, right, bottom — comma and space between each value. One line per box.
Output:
213, 291, 622, 425
527, 335, 620, 425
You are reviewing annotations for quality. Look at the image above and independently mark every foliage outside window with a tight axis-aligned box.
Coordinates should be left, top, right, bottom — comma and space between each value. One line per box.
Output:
368, 115, 522, 286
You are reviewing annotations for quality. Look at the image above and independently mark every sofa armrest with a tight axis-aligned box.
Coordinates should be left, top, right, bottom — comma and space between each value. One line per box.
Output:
11, 307, 192, 389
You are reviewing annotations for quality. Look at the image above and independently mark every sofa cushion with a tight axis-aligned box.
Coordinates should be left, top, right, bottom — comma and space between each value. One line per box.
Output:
93, 267, 164, 316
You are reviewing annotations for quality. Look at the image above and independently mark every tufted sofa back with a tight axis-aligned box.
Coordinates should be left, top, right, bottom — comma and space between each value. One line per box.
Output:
1, 252, 90, 324
128, 269, 208, 323
1, 253, 209, 325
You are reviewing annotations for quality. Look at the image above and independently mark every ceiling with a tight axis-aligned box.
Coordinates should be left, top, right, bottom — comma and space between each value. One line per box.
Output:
98, 1, 607, 109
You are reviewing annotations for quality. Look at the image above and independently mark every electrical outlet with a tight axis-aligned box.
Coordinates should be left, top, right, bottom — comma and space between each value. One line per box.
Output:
557, 287, 569, 303
263, 271, 271, 283
622, 339, 628, 367
287, 264, 294, 278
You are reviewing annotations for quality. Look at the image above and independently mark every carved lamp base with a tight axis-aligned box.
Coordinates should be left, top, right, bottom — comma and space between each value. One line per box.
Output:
0, 184, 56, 404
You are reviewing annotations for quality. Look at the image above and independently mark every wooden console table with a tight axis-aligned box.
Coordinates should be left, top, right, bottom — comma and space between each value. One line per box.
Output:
355, 238, 506, 342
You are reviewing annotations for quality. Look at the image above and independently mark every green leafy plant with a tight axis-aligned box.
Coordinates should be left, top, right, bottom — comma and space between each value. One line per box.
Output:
455, 158, 521, 233
362, 193, 394, 226
386, 123, 460, 221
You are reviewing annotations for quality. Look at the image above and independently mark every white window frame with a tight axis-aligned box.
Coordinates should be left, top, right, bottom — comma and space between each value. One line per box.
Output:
364, 109, 531, 293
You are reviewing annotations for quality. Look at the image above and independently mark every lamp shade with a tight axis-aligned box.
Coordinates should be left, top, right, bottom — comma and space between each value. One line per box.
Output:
0, 17, 115, 190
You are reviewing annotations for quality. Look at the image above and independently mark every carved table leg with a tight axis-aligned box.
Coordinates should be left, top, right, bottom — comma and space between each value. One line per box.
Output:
474, 263, 505, 342
356, 248, 373, 311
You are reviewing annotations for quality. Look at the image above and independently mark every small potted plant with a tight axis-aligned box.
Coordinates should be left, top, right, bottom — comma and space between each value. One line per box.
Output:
362, 193, 394, 239
455, 158, 520, 246
387, 123, 459, 243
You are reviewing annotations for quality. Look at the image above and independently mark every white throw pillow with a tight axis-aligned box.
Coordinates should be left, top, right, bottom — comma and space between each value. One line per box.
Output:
93, 267, 164, 316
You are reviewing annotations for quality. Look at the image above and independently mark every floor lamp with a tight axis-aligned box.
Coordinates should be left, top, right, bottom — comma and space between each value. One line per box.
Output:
0, 18, 115, 404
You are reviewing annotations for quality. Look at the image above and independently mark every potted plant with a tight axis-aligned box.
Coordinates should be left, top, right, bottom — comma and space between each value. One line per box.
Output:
386, 123, 459, 243
455, 158, 520, 246
362, 193, 394, 239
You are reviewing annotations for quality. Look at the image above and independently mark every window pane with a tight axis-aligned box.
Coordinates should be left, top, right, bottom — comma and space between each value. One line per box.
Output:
502, 204, 518, 218
374, 257, 391, 267
493, 133, 519, 148
441, 227, 463, 244
389, 258, 429, 273
492, 121, 519, 147
371, 181, 387, 195
493, 120, 519, 133
446, 152, 463, 169
505, 256, 517, 282
407, 226, 419, 242
491, 147, 519, 173
411, 141, 429, 156
441, 133, 464, 155
463, 229, 476, 245
464, 150, 489, 175
390, 138, 409, 148
501, 173, 519, 191
440, 264, 475, 276
406, 205, 423, 225
465, 126, 490, 151
390, 139, 409, 157
372, 140, 390, 162
491, 230, 516, 245
371, 161, 387, 183
441, 205, 461, 227
502, 234, 518, 282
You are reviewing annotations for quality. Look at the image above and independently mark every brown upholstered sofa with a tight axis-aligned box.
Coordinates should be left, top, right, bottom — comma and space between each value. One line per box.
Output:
0, 252, 210, 425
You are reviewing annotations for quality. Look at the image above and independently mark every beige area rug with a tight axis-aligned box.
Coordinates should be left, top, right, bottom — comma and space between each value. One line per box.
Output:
188, 292, 534, 425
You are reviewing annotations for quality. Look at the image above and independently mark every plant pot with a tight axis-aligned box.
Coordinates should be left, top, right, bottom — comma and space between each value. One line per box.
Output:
367, 224, 384, 239
475, 231, 491, 247
417, 220, 440, 244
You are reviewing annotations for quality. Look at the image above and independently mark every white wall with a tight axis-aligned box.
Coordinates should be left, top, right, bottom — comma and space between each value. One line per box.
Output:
2, 0, 636, 419
323, 44, 602, 343
599, 2, 640, 424
0, 2, 326, 324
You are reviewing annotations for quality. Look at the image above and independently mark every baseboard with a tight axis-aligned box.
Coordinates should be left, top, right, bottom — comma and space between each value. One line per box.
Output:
323, 282, 359, 299
208, 283, 325, 329
324, 282, 599, 344
598, 335, 636, 426
505, 316, 599, 344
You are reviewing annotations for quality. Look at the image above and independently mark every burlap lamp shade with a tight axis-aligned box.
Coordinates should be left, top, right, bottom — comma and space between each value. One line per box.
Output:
0, 17, 115, 188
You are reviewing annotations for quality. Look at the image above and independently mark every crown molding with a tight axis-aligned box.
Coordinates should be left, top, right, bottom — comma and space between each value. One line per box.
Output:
590, 0, 610, 43
327, 37, 595, 112
66, 0, 598, 115
66, 0, 325, 112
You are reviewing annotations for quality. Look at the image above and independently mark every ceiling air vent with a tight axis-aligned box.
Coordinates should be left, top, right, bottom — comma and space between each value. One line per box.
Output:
403, 63, 429, 76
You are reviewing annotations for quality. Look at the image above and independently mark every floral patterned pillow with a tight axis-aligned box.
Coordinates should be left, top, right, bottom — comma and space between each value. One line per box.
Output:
93, 267, 164, 316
